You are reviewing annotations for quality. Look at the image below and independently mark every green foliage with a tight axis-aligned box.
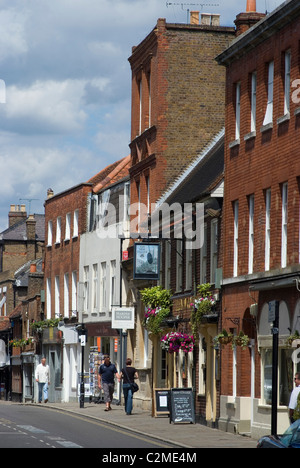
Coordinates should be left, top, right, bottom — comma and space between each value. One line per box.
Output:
139, 285, 172, 309
140, 286, 172, 335
191, 283, 215, 337
31, 318, 60, 334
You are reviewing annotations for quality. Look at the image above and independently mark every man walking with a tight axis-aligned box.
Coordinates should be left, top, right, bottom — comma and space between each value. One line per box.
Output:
35, 357, 50, 403
98, 356, 120, 411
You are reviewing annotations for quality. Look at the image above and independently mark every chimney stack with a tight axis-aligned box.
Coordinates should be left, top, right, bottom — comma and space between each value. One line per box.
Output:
8, 204, 27, 227
234, 0, 265, 36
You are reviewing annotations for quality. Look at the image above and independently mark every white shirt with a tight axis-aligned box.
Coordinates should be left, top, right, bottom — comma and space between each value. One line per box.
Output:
35, 363, 50, 383
289, 386, 300, 409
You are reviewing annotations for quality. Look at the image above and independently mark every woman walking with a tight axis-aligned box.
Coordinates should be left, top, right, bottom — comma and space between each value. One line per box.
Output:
121, 358, 138, 415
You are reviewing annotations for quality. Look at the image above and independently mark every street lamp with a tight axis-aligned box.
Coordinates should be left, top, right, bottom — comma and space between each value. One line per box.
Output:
77, 324, 87, 409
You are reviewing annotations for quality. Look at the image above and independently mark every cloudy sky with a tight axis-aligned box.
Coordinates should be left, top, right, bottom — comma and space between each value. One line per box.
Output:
0, 0, 283, 232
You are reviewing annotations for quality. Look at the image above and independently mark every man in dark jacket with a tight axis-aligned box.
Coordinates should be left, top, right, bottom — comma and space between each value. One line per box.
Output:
98, 356, 120, 411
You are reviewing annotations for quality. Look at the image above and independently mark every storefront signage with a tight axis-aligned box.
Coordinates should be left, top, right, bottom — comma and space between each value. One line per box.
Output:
169, 388, 195, 424
112, 307, 135, 329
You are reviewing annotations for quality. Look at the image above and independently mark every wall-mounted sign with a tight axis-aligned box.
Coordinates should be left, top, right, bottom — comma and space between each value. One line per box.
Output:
112, 307, 135, 329
133, 242, 160, 280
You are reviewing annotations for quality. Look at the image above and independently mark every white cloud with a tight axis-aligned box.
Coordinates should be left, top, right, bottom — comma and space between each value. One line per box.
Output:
0, 0, 285, 232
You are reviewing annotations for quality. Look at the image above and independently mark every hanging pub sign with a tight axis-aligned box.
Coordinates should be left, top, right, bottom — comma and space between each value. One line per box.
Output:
133, 242, 160, 280
111, 307, 135, 329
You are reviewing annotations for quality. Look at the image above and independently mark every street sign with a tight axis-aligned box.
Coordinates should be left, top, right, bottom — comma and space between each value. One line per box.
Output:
112, 307, 135, 329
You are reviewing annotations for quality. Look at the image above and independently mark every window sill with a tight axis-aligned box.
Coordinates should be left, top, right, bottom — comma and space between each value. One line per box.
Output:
277, 112, 290, 125
229, 138, 240, 149
260, 122, 273, 133
244, 131, 256, 141
294, 107, 300, 116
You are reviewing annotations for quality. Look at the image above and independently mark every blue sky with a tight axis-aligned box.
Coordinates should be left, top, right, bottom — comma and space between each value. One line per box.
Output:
0, 0, 283, 232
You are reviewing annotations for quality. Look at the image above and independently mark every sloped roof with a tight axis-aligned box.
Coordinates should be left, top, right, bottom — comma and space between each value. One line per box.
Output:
88, 155, 130, 194
15, 258, 43, 288
0, 214, 45, 242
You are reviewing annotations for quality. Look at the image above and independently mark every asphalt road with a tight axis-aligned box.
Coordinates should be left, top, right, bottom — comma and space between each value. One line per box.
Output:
0, 404, 177, 449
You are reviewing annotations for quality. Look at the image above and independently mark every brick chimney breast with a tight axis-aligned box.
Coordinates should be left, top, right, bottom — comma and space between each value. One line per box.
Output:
234, 0, 265, 36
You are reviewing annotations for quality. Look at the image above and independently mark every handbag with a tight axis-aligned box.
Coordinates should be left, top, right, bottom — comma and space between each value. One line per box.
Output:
123, 367, 139, 393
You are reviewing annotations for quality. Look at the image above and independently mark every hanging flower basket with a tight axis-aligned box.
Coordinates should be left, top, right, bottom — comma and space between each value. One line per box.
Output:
191, 283, 216, 337
140, 286, 172, 335
161, 332, 195, 354
232, 331, 250, 349
213, 329, 233, 347
143, 306, 171, 335
286, 330, 300, 348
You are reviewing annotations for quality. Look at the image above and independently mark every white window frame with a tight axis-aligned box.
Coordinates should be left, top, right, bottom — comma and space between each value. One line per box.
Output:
55, 275, 60, 318
200, 223, 207, 284
165, 241, 171, 290
73, 209, 79, 238
210, 219, 218, 284
46, 278, 51, 319
235, 82, 241, 140
176, 240, 183, 292
263, 61, 274, 126
100, 262, 107, 310
185, 245, 193, 291
83, 266, 89, 312
65, 212, 71, 241
47, 220, 53, 247
110, 260, 117, 308
71, 271, 77, 316
251, 72, 257, 132
284, 50, 291, 116
281, 182, 288, 268
92, 264, 98, 311
265, 189, 271, 271
248, 195, 254, 274
64, 273, 69, 318
233, 201, 239, 277
56, 216, 61, 244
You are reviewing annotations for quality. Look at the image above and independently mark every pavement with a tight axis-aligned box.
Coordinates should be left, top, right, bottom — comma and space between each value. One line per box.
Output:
17, 399, 258, 448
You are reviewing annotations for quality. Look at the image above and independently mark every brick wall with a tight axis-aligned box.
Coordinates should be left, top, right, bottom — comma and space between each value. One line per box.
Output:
44, 184, 92, 318
129, 19, 235, 209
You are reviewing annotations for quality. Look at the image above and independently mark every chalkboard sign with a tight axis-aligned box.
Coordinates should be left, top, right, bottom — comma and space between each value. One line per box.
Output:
153, 388, 170, 417
169, 388, 195, 424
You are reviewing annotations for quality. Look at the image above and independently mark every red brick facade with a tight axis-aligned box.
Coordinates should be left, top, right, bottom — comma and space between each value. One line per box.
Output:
44, 184, 92, 319
217, 0, 300, 436
128, 17, 235, 211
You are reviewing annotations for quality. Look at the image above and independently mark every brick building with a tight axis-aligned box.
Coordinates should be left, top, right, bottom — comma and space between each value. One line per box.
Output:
217, 0, 300, 437
156, 129, 224, 425
0, 204, 45, 401
44, 157, 130, 403
124, 14, 235, 411
44, 183, 93, 402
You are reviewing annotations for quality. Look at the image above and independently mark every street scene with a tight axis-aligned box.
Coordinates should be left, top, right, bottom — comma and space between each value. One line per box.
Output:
0, 0, 300, 450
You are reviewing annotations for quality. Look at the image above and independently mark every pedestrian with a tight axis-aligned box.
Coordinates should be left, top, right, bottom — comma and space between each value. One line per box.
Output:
98, 356, 120, 411
121, 358, 139, 415
35, 356, 50, 403
289, 372, 300, 424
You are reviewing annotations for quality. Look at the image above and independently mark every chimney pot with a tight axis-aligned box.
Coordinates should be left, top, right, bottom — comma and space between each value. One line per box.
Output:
47, 188, 54, 199
246, 0, 256, 12
190, 11, 199, 25
201, 13, 211, 25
